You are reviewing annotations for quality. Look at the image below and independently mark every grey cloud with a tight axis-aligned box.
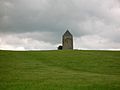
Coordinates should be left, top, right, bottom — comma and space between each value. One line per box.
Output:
0, 0, 120, 50
0, 33, 56, 50
0, 0, 91, 34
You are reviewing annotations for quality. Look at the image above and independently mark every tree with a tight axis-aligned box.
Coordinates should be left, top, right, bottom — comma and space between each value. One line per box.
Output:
58, 45, 63, 50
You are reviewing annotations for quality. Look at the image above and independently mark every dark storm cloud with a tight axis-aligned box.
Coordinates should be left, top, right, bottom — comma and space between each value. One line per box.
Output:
0, 0, 77, 33
0, 0, 120, 50
0, 0, 99, 35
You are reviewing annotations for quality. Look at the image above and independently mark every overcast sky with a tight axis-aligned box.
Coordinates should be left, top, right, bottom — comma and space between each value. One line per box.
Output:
0, 0, 120, 50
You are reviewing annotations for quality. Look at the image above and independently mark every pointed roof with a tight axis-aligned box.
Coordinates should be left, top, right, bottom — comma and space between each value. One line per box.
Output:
63, 30, 72, 36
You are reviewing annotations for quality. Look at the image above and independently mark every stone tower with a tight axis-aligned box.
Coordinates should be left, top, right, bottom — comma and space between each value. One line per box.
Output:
62, 30, 73, 50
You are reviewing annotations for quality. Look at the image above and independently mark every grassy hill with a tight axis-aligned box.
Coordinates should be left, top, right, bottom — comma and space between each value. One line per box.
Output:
0, 50, 120, 90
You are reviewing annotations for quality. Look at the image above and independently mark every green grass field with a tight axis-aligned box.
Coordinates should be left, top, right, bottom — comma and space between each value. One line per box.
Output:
0, 50, 120, 90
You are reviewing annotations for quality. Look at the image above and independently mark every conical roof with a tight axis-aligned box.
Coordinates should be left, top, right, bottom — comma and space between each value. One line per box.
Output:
63, 30, 72, 36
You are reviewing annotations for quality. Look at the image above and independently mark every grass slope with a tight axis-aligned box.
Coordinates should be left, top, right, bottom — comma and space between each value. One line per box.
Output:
0, 50, 120, 90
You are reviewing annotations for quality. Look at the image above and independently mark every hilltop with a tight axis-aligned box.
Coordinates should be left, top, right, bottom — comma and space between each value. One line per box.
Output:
0, 50, 120, 90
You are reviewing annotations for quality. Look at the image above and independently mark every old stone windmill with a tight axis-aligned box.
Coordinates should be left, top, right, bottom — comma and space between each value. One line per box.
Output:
58, 30, 73, 50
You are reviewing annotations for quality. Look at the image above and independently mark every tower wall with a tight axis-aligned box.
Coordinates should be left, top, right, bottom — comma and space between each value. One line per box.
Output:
62, 31, 73, 50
